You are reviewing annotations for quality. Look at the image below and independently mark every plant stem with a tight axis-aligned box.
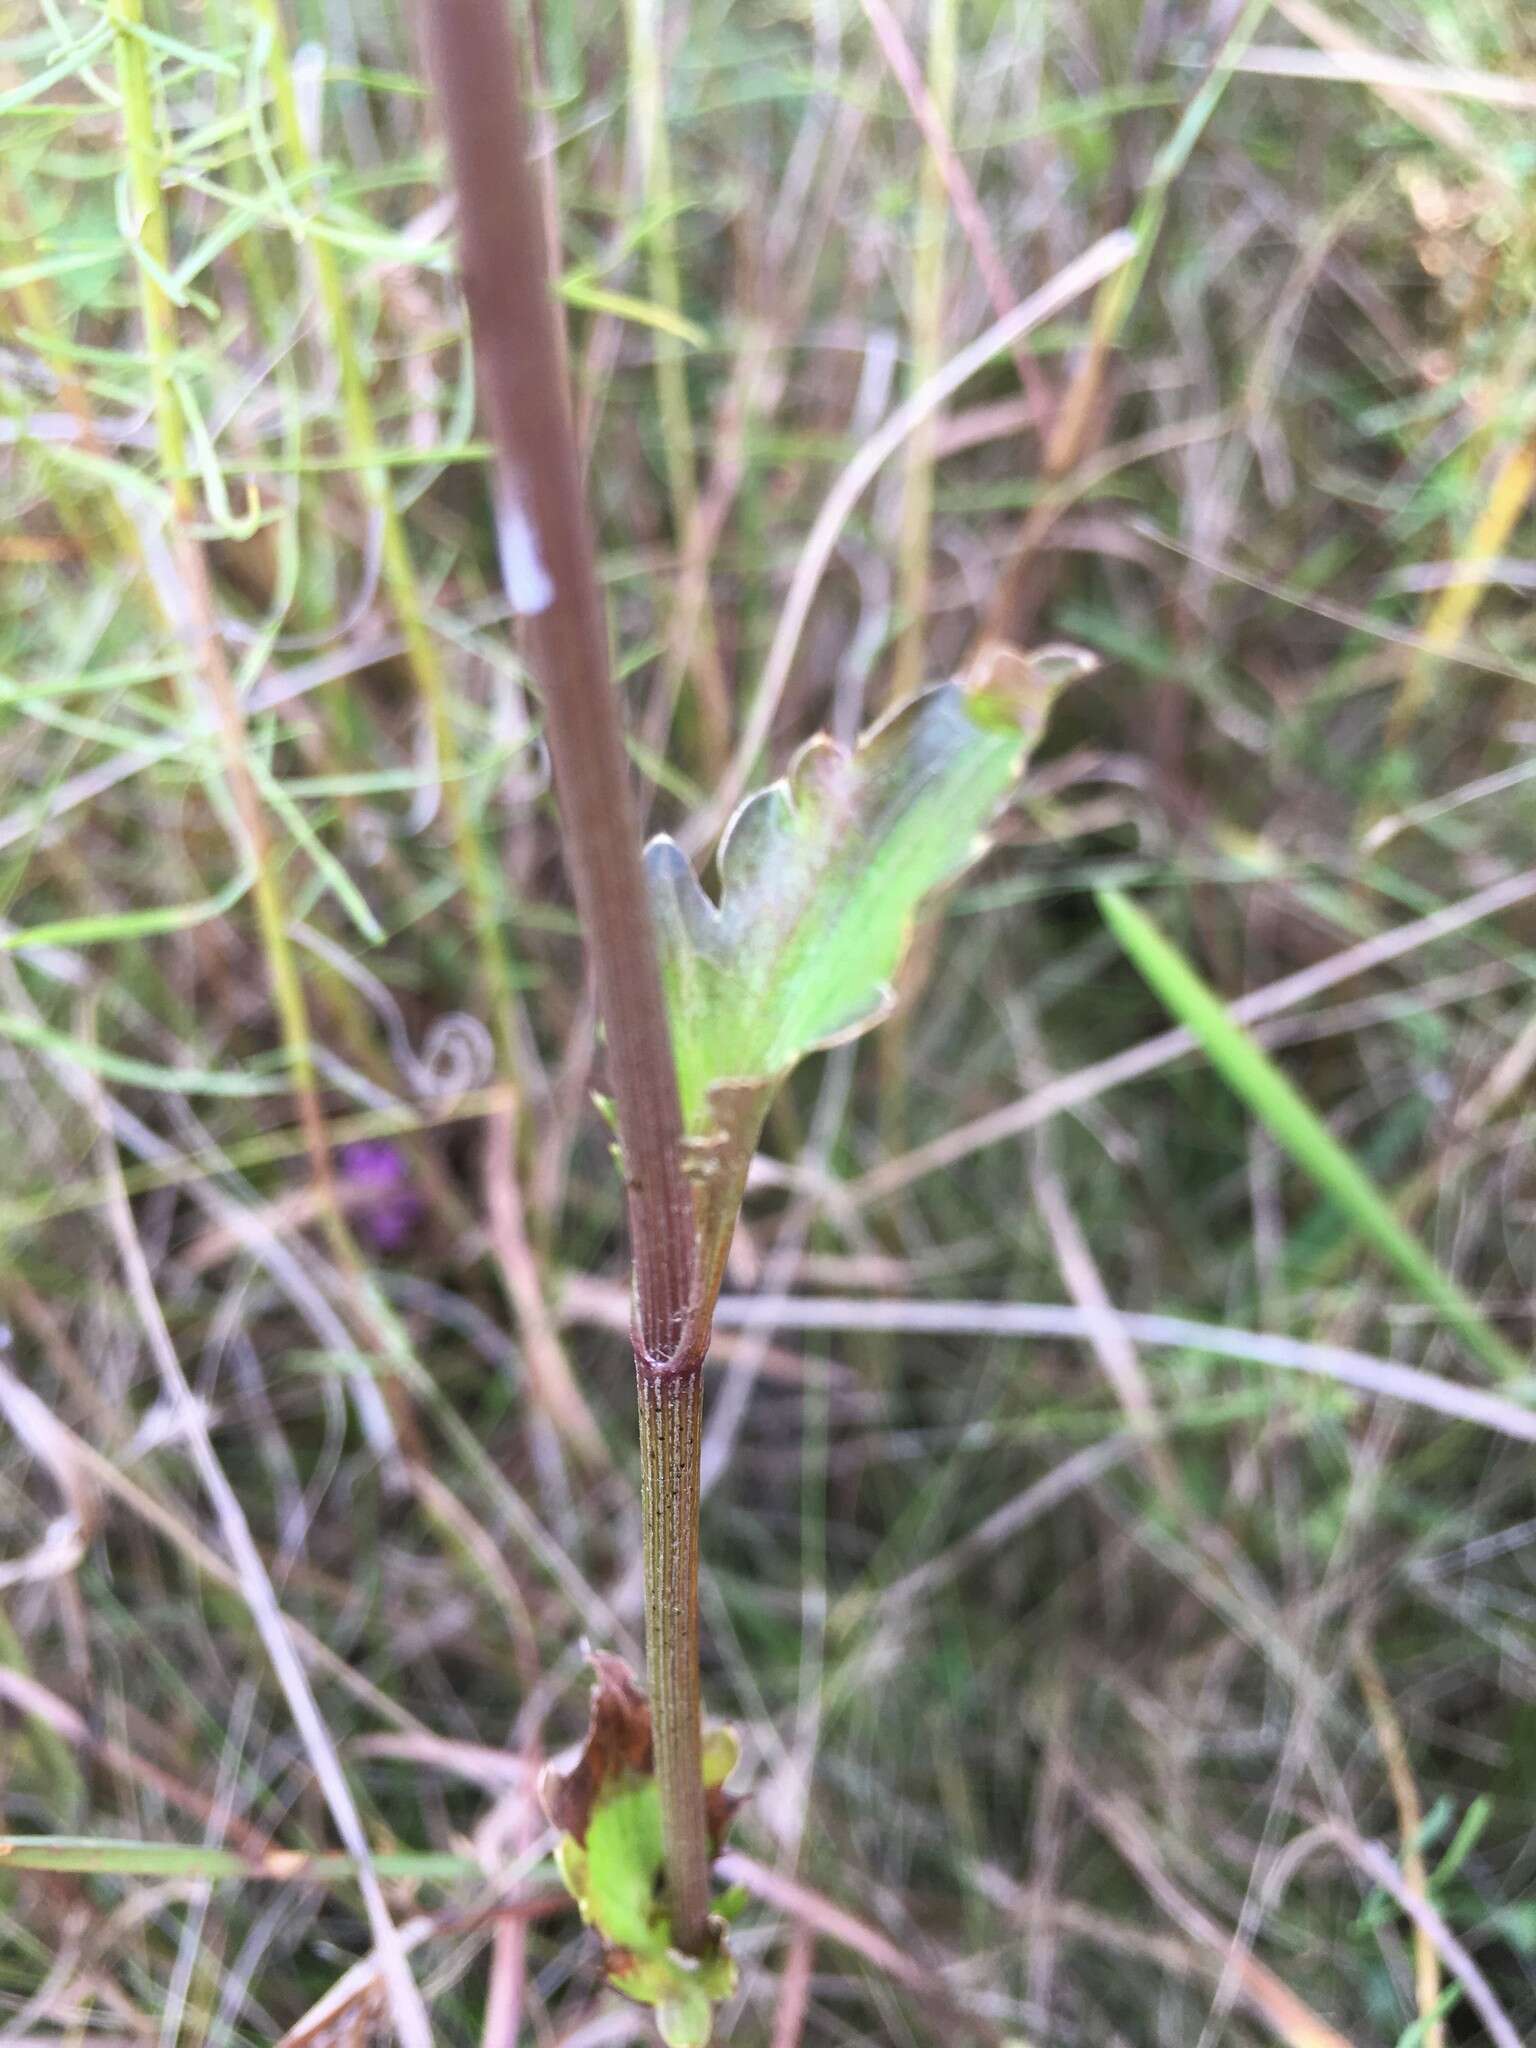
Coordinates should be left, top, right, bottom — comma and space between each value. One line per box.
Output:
422, 0, 712, 1948
422, 0, 694, 1365
637, 1361, 710, 1946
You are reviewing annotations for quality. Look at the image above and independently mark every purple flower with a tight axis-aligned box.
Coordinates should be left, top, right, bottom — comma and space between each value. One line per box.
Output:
339, 1140, 425, 1253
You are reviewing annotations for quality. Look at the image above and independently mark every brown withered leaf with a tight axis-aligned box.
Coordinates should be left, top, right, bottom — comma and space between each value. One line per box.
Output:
538, 1651, 654, 1844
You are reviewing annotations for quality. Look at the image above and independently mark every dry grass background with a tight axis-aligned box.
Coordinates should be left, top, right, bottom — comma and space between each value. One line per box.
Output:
3, 0, 1536, 2042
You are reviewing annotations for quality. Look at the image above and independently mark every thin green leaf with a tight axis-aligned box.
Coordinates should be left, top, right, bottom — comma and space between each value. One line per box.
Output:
558, 274, 709, 348
0, 1835, 478, 1883
0, 868, 255, 952
1097, 887, 1529, 1383
0, 248, 121, 292
251, 759, 385, 945
0, 24, 115, 111
0, 1013, 292, 1098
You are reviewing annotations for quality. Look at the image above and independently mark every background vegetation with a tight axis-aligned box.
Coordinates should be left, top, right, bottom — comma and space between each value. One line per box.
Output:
3, 0, 1535, 2042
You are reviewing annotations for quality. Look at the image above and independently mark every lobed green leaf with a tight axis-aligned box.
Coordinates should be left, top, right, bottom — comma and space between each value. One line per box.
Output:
645, 642, 1091, 1314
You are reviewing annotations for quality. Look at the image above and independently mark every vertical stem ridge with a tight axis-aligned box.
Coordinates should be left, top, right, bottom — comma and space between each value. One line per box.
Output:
637, 1359, 709, 1950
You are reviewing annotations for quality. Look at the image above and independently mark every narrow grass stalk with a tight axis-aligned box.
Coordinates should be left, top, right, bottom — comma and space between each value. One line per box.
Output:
114, 0, 438, 1485
1388, 432, 1536, 743
709, 1295, 1536, 1443
422, 0, 710, 1948
983, 0, 1271, 645
696, 228, 1133, 851
0, 1835, 479, 1884
890, 0, 955, 702
857, 0, 1050, 425
113, 0, 332, 1211
1044, 0, 1273, 473
114, 0, 187, 507
96, 1099, 434, 2048
249, 0, 517, 1065
1098, 887, 1529, 1383
624, 0, 732, 773
1352, 1638, 1445, 2048
878, 0, 956, 1148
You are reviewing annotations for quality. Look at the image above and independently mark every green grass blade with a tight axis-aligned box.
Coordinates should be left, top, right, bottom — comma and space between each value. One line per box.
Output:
0, 1835, 480, 1883
0, 868, 255, 952
250, 759, 386, 945
558, 274, 709, 348
0, 1013, 292, 1098
1097, 888, 1529, 1384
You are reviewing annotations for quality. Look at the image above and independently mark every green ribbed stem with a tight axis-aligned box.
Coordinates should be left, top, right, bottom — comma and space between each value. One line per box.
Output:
636, 1359, 710, 1952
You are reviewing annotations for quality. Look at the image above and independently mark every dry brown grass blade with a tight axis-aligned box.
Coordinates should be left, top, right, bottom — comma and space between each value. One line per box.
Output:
686, 229, 1134, 853
349, 1733, 532, 1788
480, 1913, 526, 2048
852, 864, 1536, 1203
1016, 1888, 1360, 2048
769, 1922, 815, 2048
483, 1102, 606, 1463
855, 0, 1053, 427
1321, 1824, 1519, 2048
93, 1095, 434, 2048
0, 1354, 102, 1560
1351, 1638, 1444, 2048
1032, 1778, 1364, 2048
1237, 41, 1536, 111
1030, 1148, 1181, 1504
712, 1297, 1536, 1445
276, 1898, 564, 2048
275, 1914, 436, 2048
0, 1351, 419, 1733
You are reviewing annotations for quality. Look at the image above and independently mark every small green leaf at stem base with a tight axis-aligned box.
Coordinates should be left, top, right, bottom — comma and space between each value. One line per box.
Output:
540, 1655, 743, 2043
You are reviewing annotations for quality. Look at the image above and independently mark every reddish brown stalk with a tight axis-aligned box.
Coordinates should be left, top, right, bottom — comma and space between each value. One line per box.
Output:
420, 0, 695, 1374
421, 0, 711, 1949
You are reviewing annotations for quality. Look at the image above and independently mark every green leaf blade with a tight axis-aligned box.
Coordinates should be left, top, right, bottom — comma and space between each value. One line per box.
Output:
648, 643, 1088, 1323
584, 1781, 668, 1955
1097, 886, 1529, 1385
648, 643, 1086, 1137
